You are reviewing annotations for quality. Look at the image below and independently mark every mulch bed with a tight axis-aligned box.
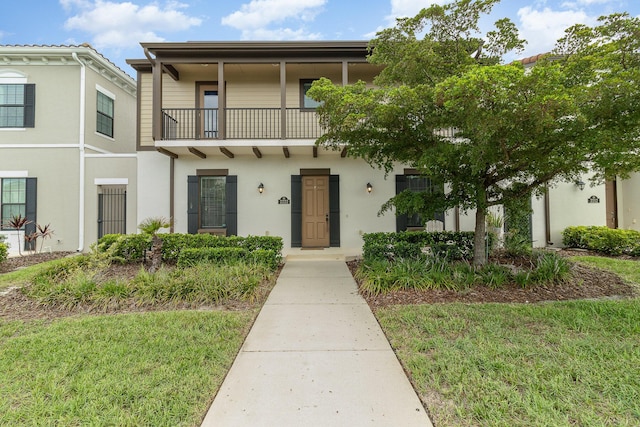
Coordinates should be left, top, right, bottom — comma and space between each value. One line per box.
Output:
1, 250, 638, 321
0, 253, 277, 322
348, 250, 638, 309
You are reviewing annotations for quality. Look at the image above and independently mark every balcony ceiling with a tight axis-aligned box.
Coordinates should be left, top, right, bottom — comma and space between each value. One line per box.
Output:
154, 142, 345, 160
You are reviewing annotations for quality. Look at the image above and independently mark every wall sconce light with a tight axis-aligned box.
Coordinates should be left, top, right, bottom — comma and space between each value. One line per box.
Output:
366, 182, 373, 194
575, 180, 585, 191
258, 183, 264, 194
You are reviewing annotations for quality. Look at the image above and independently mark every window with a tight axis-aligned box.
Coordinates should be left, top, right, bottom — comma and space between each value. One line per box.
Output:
406, 175, 441, 228
97, 91, 114, 137
0, 84, 35, 128
300, 79, 321, 110
188, 174, 237, 235
1, 178, 26, 228
200, 176, 226, 228
395, 174, 444, 231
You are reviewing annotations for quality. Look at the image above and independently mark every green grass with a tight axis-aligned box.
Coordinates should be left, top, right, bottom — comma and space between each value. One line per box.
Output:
377, 300, 640, 426
0, 257, 72, 291
0, 310, 254, 426
571, 256, 640, 290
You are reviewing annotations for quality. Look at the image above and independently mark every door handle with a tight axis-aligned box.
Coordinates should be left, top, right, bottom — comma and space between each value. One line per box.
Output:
325, 213, 329, 222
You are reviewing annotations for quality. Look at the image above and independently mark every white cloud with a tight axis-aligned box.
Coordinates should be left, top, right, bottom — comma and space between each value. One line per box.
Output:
61, 1, 202, 48
517, 6, 595, 56
221, 0, 326, 40
222, 0, 325, 29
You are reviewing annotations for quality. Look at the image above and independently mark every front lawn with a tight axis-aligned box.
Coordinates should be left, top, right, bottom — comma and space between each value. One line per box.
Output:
378, 300, 640, 426
374, 256, 640, 426
0, 310, 253, 426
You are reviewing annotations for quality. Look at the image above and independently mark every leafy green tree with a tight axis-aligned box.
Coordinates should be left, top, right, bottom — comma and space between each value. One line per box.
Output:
309, 0, 640, 265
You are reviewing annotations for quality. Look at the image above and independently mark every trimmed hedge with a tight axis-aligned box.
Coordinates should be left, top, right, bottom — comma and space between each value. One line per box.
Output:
97, 233, 283, 267
177, 247, 248, 267
562, 226, 640, 256
362, 231, 494, 262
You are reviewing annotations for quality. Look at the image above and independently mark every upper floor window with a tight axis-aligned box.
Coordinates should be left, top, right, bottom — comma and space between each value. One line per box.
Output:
300, 79, 321, 111
0, 84, 35, 128
1, 178, 26, 228
97, 90, 114, 137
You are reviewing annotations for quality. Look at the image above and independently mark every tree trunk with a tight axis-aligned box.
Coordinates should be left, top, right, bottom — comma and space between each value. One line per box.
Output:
148, 235, 162, 274
473, 208, 487, 267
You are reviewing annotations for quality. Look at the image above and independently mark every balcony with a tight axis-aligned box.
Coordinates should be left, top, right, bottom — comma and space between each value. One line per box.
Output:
161, 107, 323, 140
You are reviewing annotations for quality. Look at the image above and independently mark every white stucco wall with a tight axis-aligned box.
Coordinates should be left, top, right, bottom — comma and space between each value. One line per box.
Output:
547, 174, 606, 246
168, 153, 399, 256
136, 150, 173, 225
618, 172, 640, 231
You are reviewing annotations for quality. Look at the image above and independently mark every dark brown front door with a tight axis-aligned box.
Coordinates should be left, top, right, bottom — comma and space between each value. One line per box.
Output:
302, 176, 329, 247
605, 180, 618, 228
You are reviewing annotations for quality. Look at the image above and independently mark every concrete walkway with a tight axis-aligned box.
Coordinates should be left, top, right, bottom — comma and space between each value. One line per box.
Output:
201, 260, 433, 427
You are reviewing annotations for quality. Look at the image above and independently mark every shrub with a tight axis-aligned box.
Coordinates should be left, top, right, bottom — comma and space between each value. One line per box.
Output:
177, 247, 248, 268
355, 250, 571, 294
98, 233, 284, 266
530, 251, 571, 285
0, 242, 7, 264
362, 231, 491, 262
96, 234, 123, 252
562, 226, 640, 256
26, 260, 274, 309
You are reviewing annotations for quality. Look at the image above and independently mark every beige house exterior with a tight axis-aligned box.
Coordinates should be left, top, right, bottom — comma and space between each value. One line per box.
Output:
127, 41, 626, 258
0, 45, 137, 255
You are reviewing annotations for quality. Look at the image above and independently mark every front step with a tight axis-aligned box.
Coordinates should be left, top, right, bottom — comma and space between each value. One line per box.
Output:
285, 250, 346, 262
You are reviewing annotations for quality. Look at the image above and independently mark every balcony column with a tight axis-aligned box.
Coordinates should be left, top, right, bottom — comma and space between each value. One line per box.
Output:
218, 61, 225, 139
342, 60, 348, 86
280, 61, 286, 139
152, 59, 163, 141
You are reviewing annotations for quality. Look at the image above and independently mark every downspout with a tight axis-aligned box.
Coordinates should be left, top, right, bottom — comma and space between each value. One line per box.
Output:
72, 52, 86, 252
544, 184, 552, 246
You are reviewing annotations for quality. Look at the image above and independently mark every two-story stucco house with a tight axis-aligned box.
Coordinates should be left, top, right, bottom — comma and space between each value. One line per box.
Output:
0, 44, 137, 255
127, 41, 629, 258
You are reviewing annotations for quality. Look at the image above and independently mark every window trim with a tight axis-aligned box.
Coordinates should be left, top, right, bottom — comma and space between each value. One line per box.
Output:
96, 90, 114, 138
1, 178, 27, 230
0, 84, 35, 128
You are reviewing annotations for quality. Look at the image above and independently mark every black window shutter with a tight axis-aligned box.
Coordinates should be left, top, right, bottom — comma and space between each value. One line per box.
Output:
225, 176, 237, 236
329, 175, 340, 247
24, 177, 37, 251
24, 84, 36, 128
187, 176, 198, 234
395, 175, 408, 232
290, 175, 302, 247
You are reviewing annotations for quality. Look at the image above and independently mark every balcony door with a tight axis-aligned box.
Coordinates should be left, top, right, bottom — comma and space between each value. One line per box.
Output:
198, 84, 218, 139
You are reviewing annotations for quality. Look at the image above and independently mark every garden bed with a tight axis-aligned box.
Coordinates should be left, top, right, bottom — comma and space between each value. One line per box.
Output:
349, 250, 637, 308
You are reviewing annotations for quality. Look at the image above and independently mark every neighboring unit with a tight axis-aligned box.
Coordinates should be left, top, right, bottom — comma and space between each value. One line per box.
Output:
0, 44, 137, 255
127, 42, 623, 258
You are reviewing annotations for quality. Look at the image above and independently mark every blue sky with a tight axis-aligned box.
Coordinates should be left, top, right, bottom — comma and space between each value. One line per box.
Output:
1, 0, 638, 76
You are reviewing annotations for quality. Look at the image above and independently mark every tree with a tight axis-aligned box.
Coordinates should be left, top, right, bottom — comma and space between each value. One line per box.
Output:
138, 216, 172, 273
309, 0, 640, 265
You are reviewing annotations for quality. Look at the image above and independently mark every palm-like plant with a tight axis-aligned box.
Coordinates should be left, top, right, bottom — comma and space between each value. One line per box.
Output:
138, 216, 172, 273
37, 223, 54, 253
5, 214, 31, 256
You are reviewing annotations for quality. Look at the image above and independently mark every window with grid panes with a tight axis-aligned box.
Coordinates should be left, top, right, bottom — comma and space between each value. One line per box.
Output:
200, 176, 226, 228
0, 84, 35, 128
97, 91, 114, 137
1, 178, 26, 228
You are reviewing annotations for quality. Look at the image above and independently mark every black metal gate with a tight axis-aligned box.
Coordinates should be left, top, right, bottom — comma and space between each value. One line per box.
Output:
98, 187, 126, 238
